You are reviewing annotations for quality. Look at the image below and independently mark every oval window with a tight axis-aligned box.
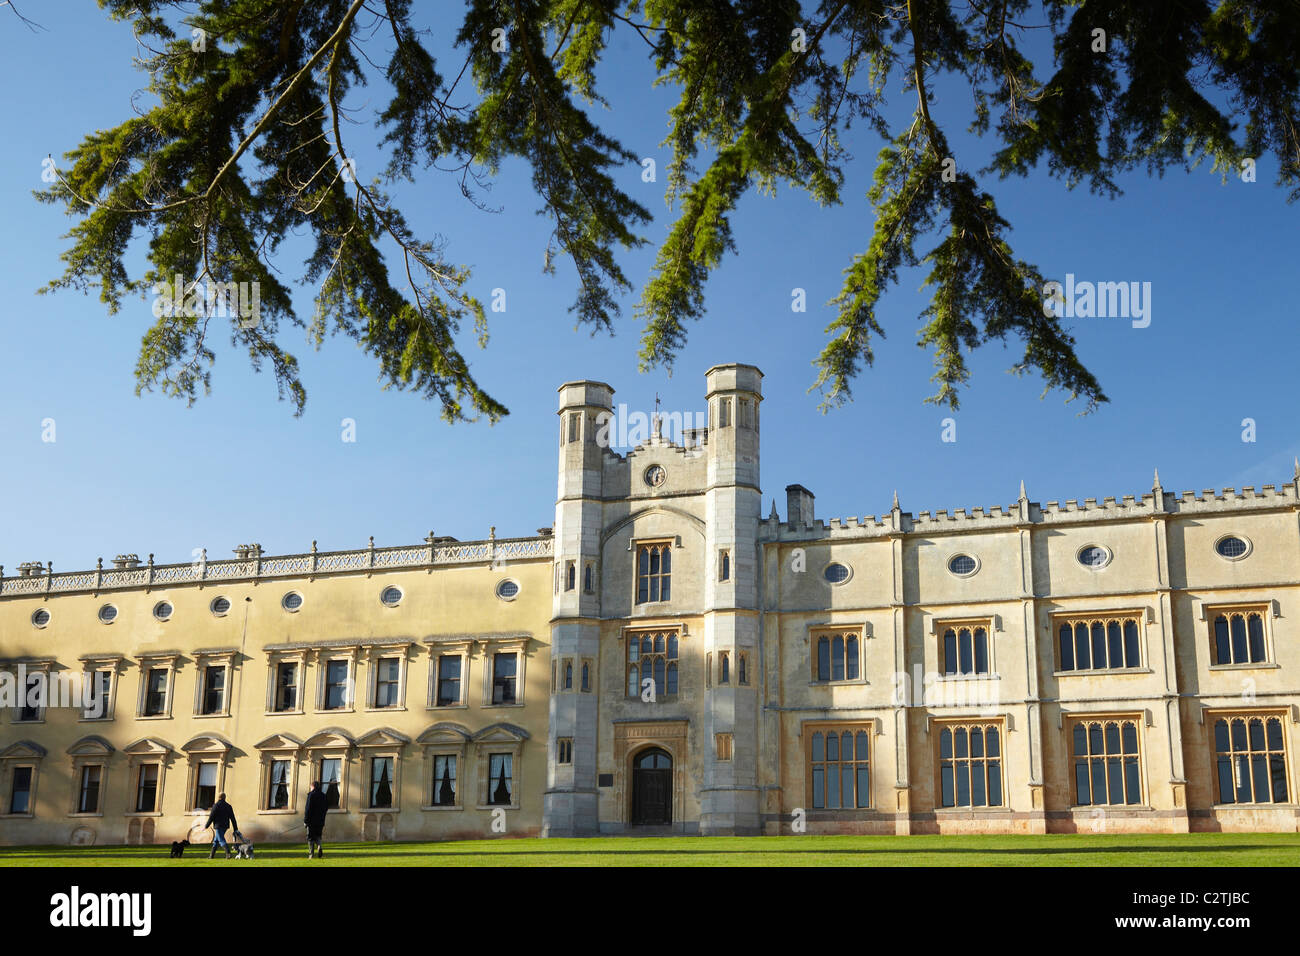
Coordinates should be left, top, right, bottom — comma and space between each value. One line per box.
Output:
823, 563, 850, 584
210, 596, 231, 617
98, 604, 118, 624
1077, 545, 1111, 569
948, 554, 978, 577
282, 591, 304, 612
1215, 536, 1249, 560
153, 601, 173, 622
496, 579, 520, 600
32, 608, 50, 629
380, 586, 403, 607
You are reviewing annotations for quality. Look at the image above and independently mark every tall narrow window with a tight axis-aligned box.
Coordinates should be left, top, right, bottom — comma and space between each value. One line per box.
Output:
84, 670, 113, 720
1072, 719, 1142, 806
194, 762, 218, 810
719, 398, 732, 428
373, 657, 400, 708
1213, 715, 1288, 805
563, 662, 573, 691
370, 757, 394, 808
557, 738, 573, 764
436, 656, 462, 706
581, 662, 591, 692
814, 633, 860, 681
568, 412, 580, 443
808, 726, 871, 809
719, 651, 730, 685
636, 543, 672, 604
719, 550, 730, 582
323, 660, 349, 710
143, 668, 168, 716
488, 753, 513, 805
9, 767, 33, 815
584, 564, 594, 593
17, 672, 42, 722
319, 758, 341, 809
431, 755, 457, 806
201, 666, 226, 715
938, 723, 1004, 808
492, 653, 517, 704
716, 733, 733, 761
78, 765, 102, 814
274, 662, 298, 712
565, 561, 576, 591
738, 653, 749, 686
268, 760, 290, 810
135, 764, 159, 812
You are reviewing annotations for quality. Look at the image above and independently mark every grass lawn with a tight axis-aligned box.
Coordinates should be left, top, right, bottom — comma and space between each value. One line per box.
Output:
0, 832, 1297, 866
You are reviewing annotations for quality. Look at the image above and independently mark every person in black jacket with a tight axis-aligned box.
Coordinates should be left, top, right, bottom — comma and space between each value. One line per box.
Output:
204, 793, 239, 859
303, 781, 328, 859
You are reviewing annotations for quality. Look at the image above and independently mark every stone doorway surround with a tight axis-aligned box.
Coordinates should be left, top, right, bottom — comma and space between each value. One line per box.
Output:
612, 720, 688, 827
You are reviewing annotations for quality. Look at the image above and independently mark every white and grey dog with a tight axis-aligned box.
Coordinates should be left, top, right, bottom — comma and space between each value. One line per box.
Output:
231, 831, 255, 859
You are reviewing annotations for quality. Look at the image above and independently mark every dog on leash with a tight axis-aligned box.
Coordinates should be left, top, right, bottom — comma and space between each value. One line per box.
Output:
231, 831, 254, 859
169, 840, 190, 858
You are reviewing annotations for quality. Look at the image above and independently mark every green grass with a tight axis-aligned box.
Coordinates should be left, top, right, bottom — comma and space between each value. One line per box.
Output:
1, 832, 1297, 866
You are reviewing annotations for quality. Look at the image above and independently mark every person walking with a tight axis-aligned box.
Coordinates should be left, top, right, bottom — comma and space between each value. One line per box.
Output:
303, 780, 328, 859
204, 792, 239, 859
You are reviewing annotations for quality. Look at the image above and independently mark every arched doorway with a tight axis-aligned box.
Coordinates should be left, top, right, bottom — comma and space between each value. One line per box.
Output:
631, 748, 673, 825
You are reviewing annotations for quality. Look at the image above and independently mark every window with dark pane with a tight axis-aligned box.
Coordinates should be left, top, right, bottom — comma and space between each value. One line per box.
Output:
636, 543, 672, 604
1071, 719, 1142, 806
942, 625, 990, 676
1211, 609, 1268, 665
814, 632, 860, 681
807, 725, 871, 809
626, 630, 678, 698
1057, 615, 1142, 671
1213, 715, 1289, 805
938, 723, 1003, 808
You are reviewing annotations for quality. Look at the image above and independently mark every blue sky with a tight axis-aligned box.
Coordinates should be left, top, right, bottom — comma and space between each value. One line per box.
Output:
0, 7, 1296, 573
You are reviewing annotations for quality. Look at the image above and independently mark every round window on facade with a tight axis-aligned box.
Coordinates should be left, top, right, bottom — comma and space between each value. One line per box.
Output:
496, 579, 520, 601
210, 596, 231, 617
282, 591, 304, 612
823, 562, 851, 584
1215, 535, 1250, 560
153, 601, 173, 622
380, 586, 403, 607
98, 604, 118, 624
1077, 545, 1112, 570
32, 608, 50, 629
947, 554, 979, 577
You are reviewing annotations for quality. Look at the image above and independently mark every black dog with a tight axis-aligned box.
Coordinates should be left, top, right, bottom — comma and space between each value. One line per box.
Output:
169, 840, 190, 858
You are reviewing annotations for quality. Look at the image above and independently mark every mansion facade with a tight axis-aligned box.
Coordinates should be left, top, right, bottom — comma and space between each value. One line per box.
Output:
0, 362, 1296, 846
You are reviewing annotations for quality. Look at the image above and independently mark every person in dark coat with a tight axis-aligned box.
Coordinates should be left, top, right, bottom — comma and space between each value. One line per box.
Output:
303, 780, 329, 858
204, 793, 239, 859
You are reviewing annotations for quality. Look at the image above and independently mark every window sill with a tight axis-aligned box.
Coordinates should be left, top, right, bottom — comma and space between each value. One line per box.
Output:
317, 707, 356, 715
1069, 805, 1154, 812
421, 804, 464, 812
365, 706, 407, 713
475, 804, 519, 811
934, 806, 1008, 813
1208, 662, 1279, 671
77, 716, 115, 723
265, 709, 306, 717
1211, 802, 1296, 810
137, 714, 173, 720
935, 673, 1000, 682
428, 703, 468, 710
363, 806, 399, 813
484, 702, 525, 708
67, 812, 104, 819
194, 712, 232, 719
1054, 668, 1152, 677
0, 813, 34, 820
10, 718, 46, 725
808, 680, 869, 687
256, 809, 297, 815
123, 811, 164, 818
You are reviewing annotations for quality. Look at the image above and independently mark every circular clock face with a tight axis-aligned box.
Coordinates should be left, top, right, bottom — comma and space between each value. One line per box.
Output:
644, 465, 666, 487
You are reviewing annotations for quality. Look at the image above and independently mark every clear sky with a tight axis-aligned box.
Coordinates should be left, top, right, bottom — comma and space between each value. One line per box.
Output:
1, 7, 1296, 574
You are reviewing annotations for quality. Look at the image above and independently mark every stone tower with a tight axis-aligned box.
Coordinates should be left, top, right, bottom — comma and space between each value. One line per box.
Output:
543, 379, 613, 836
698, 363, 764, 833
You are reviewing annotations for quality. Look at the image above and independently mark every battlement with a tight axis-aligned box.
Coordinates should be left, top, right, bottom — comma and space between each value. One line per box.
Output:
762, 475, 1300, 542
